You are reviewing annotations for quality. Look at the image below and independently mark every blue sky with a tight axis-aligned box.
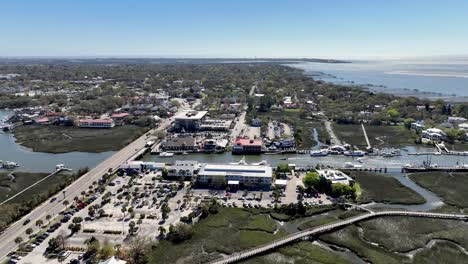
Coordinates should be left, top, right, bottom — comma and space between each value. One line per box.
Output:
1, 0, 468, 59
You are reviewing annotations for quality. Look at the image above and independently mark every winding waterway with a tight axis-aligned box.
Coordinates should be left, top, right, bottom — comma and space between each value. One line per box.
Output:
0, 110, 114, 173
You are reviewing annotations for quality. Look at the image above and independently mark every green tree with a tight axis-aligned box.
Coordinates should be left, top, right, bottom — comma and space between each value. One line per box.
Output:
303, 172, 320, 189
35, 219, 44, 228
25, 227, 33, 236
14, 237, 23, 244
387, 108, 400, 120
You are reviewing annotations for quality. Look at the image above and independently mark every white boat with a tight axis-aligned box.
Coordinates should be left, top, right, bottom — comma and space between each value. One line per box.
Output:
56, 164, 65, 171
251, 160, 268, 165
310, 150, 329, 157
344, 162, 363, 169
1, 161, 19, 169
230, 156, 247, 165
159, 152, 174, 158
343, 150, 366, 157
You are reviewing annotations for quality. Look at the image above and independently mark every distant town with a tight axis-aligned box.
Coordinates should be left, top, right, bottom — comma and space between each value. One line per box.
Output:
1, 61, 468, 264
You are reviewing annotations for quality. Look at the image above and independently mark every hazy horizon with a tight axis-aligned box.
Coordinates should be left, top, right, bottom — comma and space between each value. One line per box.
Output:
2, 1, 468, 59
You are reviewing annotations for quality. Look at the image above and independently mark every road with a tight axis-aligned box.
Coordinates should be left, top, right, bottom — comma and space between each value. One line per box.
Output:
324, 120, 342, 145
0, 102, 194, 260
208, 210, 468, 264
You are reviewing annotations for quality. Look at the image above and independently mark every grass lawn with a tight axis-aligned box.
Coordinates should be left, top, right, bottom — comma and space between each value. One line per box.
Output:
409, 172, 468, 209
350, 172, 426, 205
0, 170, 81, 231
148, 208, 287, 264
257, 111, 330, 148
332, 124, 418, 147
242, 241, 353, 264
13, 125, 148, 153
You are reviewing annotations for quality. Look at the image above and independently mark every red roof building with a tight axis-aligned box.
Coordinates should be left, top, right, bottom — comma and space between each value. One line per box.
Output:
111, 113, 130, 119
232, 137, 262, 154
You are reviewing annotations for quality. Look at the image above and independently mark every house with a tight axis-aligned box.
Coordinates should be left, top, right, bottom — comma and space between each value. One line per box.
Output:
161, 137, 199, 152
78, 119, 115, 128
422, 128, 447, 142
411, 120, 425, 130
232, 137, 263, 154
317, 169, 353, 185
35, 117, 50, 125
448, 116, 467, 123
111, 112, 129, 120
459, 123, 468, 131
197, 163, 272, 190
173, 110, 208, 132
202, 139, 228, 153
278, 138, 295, 149
111, 113, 130, 125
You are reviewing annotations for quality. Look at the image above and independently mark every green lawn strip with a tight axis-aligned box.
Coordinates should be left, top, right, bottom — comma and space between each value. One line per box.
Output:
13, 125, 148, 153
351, 172, 426, 204
409, 172, 468, 208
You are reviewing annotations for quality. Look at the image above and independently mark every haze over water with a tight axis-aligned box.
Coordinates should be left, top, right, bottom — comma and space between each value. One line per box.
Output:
290, 59, 468, 97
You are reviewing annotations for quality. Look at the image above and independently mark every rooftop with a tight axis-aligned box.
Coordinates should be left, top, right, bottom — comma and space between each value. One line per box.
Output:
174, 110, 208, 120
199, 164, 272, 178
79, 118, 114, 123
235, 137, 262, 146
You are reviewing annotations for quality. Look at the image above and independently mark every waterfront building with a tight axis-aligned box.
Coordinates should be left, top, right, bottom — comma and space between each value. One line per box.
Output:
197, 163, 272, 190
161, 137, 200, 152
232, 137, 262, 154
78, 118, 115, 128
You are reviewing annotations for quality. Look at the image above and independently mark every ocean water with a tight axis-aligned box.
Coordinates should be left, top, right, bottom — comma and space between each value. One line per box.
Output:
288, 60, 468, 97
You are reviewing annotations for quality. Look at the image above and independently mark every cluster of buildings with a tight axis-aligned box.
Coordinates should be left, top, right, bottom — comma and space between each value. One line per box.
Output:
173, 110, 233, 132
119, 160, 273, 191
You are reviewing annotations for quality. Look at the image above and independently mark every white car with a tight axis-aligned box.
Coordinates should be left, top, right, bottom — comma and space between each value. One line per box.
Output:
58, 250, 71, 258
